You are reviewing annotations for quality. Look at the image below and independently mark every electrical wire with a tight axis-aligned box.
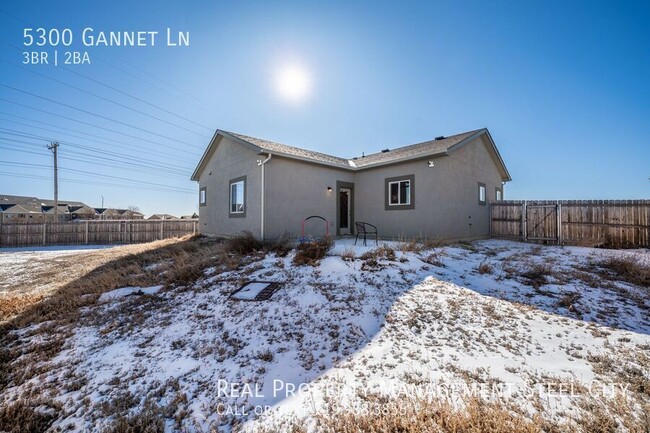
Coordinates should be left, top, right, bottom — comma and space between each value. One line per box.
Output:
0, 58, 212, 138
1, 84, 205, 149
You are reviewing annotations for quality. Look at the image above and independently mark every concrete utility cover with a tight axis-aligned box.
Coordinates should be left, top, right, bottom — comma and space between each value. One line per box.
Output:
230, 281, 282, 301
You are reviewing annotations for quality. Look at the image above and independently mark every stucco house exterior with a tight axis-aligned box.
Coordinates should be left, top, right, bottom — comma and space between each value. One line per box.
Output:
191, 128, 511, 241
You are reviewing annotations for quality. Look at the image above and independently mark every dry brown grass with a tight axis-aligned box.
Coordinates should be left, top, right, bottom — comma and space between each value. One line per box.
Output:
0, 236, 199, 321
258, 395, 548, 433
359, 245, 397, 262
293, 237, 333, 266
0, 398, 62, 433
477, 261, 493, 275
225, 231, 292, 257
598, 256, 650, 289
0, 235, 232, 394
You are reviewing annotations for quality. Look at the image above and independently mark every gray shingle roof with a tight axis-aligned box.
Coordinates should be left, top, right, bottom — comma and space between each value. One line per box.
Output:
350, 129, 483, 168
227, 132, 352, 168
225, 129, 484, 170
192, 127, 510, 181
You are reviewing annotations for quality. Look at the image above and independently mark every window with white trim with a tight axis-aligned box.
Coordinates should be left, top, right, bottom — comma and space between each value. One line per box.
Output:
389, 179, 411, 206
495, 187, 502, 202
230, 180, 245, 214
478, 182, 486, 205
199, 187, 207, 206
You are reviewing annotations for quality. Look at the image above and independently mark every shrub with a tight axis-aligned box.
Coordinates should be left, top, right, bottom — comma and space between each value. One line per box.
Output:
256, 349, 275, 362
293, 237, 333, 266
598, 256, 650, 288
519, 263, 553, 288
340, 248, 356, 262
225, 231, 291, 257
477, 261, 493, 274
225, 231, 265, 255
360, 245, 397, 261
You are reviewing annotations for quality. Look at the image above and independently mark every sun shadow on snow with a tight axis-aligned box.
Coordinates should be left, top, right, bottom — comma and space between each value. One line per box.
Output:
429, 239, 650, 336
1, 236, 648, 432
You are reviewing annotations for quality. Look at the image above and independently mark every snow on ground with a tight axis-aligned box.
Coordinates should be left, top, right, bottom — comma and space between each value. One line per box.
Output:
0, 245, 114, 294
98, 285, 163, 302
2, 239, 649, 432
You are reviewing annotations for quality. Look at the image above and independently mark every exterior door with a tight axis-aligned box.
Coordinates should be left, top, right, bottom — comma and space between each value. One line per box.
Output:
339, 188, 352, 235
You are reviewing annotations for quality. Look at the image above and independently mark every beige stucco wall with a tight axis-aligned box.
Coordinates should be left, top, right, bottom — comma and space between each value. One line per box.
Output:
354, 135, 504, 240
197, 134, 506, 241
198, 136, 262, 237
264, 157, 354, 239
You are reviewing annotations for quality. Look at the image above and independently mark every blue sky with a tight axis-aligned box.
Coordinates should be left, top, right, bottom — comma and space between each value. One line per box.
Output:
0, 0, 648, 216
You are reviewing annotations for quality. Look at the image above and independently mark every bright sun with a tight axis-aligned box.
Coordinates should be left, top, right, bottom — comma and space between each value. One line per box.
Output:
274, 63, 312, 103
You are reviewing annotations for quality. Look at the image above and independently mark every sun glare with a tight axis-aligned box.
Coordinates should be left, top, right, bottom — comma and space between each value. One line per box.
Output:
274, 63, 312, 103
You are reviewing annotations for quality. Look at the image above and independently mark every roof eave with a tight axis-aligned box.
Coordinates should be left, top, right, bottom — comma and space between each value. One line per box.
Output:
191, 130, 265, 181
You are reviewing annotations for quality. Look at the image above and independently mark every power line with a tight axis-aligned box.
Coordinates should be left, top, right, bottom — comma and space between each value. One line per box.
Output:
0, 58, 212, 138
1, 84, 205, 149
93, 52, 225, 118
0, 171, 195, 195
0, 97, 201, 155
0, 160, 196, 193
61, 63, 217, 132
0, 112, 198, 165
0, 129, 193, 174
0, 139, 192, 179
0, 34, 217, 132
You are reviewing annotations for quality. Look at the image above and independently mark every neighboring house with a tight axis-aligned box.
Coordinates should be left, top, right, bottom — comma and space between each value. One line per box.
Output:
70, 205, 98, 220
148, 214, 178, 220
0, 204, 43, 223
0, 195, 144, 222
191, 128, 511, 241
120, 210, 145, 220
95, 208, 121, 220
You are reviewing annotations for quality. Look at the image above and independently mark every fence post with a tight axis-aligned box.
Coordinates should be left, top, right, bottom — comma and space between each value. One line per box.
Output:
522, 201, 527, 242
557, 201, 562, 245
85, 221, 89, 244
42, 223, 46, 246
193, 221, 196, 235
160, 220, 164, 240
488, 203, 492, 238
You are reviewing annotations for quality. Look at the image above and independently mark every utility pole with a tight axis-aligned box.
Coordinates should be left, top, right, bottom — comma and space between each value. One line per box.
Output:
47, 142, 59, 218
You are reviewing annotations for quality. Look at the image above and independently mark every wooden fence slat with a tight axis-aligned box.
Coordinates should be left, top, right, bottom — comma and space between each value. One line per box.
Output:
0, 219, 199, 248
491, 200, 650, 247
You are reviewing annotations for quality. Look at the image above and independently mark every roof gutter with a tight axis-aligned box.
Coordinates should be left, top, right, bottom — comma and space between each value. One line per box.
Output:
259, 153, 272, 240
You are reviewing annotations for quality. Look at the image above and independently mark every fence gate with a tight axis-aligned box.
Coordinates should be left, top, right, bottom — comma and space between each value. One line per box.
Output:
523, 203, 560, 243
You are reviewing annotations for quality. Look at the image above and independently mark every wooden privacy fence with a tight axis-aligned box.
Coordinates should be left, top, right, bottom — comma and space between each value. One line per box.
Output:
0, 219, 198, 248
491, 200, 650, 247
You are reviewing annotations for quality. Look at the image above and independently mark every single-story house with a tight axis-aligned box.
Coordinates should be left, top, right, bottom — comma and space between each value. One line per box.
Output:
148, 214, 178, 220
191, 128, 511, 241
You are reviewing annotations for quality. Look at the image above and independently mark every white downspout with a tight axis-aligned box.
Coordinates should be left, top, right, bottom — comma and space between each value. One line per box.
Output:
259, 153, 272, 239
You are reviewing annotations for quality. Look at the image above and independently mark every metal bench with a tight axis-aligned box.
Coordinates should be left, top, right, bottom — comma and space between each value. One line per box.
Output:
354, 222, 378, 246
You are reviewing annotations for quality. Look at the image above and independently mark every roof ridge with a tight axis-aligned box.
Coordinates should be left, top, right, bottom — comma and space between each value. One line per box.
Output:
226, 131, 348, 162
354, 128, 484, 159
225, 128, 484, 164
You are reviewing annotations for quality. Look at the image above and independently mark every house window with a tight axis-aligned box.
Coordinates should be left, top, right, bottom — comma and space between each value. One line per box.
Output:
495, 187, 502, 202
389, 180, 411, 205
478, 182, 486, 205
385, 175, 415, 210
199, 187, 207, 207
229, 176, 246, 217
